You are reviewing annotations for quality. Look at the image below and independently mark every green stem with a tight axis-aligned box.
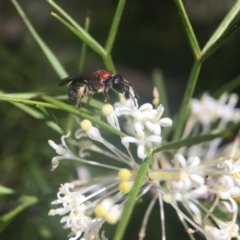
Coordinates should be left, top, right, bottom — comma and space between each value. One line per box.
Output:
103, 0, 126, 73
113, 149, 153, 240
173, 60, 201, 140
103, 55, 117, 73
174, 0, 201, 60
79, 14, 90, 72
1, 195, 38, 222
42, 95, 126, 137
153, 123, 239, 153
0, 96, 58, 109
105, 0, 126, 54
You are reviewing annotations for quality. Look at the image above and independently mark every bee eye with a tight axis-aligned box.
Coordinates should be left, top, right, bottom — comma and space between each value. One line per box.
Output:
112, 75, 121, 84
111, 75, 125, 93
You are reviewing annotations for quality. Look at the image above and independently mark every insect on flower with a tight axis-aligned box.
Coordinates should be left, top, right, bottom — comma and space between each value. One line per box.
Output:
59, 70, 138, 107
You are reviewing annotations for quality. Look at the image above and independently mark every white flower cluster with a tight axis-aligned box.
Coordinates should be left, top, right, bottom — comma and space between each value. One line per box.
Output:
48, 182, 107, 240
48, 131, 151, 240
190, 92, 240, 127
49, 92, 240, 240
113, 96, 172, 159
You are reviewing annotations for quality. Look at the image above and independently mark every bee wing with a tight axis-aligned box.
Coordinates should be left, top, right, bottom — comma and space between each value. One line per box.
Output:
58, 77, 73, 86
58, 74, 95, 86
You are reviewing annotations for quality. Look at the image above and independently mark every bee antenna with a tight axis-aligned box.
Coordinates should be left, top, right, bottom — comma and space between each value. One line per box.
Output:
128, 86, 138, 107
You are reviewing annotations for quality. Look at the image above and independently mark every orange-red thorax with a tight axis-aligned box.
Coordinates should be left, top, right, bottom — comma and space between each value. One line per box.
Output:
94, 70, 113, 91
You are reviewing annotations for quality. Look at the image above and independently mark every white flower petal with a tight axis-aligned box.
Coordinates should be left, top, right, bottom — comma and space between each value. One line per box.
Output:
220, 176, 234, 191
134, 111, 144, 122
221, 198, 238, 213
187, 156, 200, 168
134, 122, 144, 133
145, 135, 162, 144
106, 114, 120, 130
204, 225, 229, 240
159, 118, 172, 127
187, 201, 201, 217
145, 121, 155, 132
137, 144, 147, 159
121, 136, 138, 145
48, 140, 59, 150
139, 103, 153, 112
153, 124, 161, 136
190, 174, 205, 185
174, 154, 187, 167
86, 127, 103, 141
156, 104, 164, 116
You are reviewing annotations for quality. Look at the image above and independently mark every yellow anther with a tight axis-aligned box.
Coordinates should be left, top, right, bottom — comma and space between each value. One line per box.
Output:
94, 204, 106, 217
118, 169, 131, 181
152, 97, 159, 106
120, 96, 127, 105
180, 171, 189, 181
105, 212, 118, 225
119, 181, 132, 194
233, 172, 240, 179
153, 87, 159, 98
137, 131, 145, 139
80, 119, 92, 131
163, 194, 173, 203
102, 104, 113, 116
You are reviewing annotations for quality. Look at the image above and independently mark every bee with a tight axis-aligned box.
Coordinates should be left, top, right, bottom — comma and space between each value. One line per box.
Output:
59, 70, 138, 107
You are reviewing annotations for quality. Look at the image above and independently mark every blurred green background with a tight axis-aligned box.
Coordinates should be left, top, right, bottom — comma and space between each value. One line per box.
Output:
1, 0, 240, 239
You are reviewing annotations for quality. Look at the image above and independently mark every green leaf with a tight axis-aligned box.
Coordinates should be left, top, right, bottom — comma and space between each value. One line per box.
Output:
213, 75, 240, 98
37, 105, 50, 116
1, 196, 38, 221
202, 0, 240, 55
174, 0, 201, 59
13, 103, 45, 119
48, 8, 105, 57
201, 18, 240, 61
46, 121, 64, 134
11, 0, 67, 79
0, 185, 15, 195
0, 195, 38, 233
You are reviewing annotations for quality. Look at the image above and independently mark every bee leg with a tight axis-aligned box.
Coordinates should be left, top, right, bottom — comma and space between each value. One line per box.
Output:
103, 89, 110, 103
76, 85, 87, 108
86, 94, 92, 106
76, 98, 83, 108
